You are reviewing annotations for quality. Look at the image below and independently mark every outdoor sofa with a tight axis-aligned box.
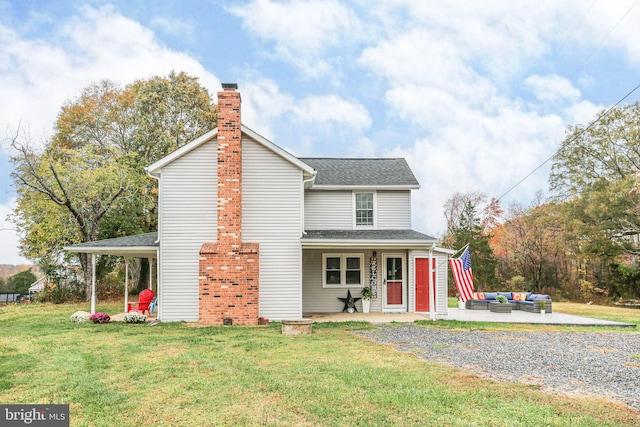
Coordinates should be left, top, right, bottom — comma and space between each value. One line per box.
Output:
465, 291, 552, 313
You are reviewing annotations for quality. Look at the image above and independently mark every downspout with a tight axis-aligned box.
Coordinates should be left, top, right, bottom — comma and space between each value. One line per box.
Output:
300, 172, 317, 237
147, 171, 161, 320
428, 243, 436, 321
299, 171, 317, 317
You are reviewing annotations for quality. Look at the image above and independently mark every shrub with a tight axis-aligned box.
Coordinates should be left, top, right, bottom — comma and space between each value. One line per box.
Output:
89, 312, 111, 324
70, 311, 91, 323
122, 312, 146, 324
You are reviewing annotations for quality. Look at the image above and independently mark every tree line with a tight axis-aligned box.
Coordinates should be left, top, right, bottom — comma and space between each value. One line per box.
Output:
8, 72, 217, 300
444, 103, 640, 302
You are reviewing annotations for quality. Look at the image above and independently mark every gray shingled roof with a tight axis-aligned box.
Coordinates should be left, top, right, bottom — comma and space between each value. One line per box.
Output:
66, 232, 158, 249
302, 229, 436, 241
299, 158, 419, 187
65, 232, 158, 257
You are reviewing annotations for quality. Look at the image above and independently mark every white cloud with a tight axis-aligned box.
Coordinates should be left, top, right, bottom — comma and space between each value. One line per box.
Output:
150, 16, 195, 41
579, 1, 640, 65
295, 95, 371, 130
241, 77, 371, 146
0, 5, 224, 265
230, 0, 364, 77
0, 5, 221, 145
0, 199, 28, 265
347, 137, 377, 157
525, 74, 581, 103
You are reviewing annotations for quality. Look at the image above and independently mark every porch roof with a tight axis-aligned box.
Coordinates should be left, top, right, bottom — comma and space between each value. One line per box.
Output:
301, 229, 447, 250
63, 232, 158, 258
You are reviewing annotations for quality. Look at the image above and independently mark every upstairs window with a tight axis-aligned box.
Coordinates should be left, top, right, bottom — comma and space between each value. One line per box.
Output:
354, 192, 375, 227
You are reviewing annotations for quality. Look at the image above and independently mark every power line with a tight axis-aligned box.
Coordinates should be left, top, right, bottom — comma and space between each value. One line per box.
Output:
496, 1, 640, 202
496, 81, 640, 202
585, 0, 640, 64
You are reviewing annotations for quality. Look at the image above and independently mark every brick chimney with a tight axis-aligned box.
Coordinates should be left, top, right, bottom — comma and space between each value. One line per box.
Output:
199, 83, 259, 326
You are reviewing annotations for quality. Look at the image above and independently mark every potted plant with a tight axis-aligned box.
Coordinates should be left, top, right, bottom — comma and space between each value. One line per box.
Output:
539, 299, 546, 315
495, 295, 508, 303
361, 286, 373, 313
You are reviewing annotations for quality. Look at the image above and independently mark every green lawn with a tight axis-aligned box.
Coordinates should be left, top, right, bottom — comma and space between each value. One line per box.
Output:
1, 302, 639, 426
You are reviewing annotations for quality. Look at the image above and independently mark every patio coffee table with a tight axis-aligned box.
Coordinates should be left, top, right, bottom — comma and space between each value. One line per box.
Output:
489, 302, 512, 313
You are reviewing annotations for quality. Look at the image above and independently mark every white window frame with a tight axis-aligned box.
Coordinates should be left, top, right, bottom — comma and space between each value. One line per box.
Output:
353, 191, 377, 229
322, 253, 365, 288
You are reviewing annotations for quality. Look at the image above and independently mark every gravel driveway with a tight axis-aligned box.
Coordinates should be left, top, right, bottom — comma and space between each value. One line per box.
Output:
354, 324, 640, 412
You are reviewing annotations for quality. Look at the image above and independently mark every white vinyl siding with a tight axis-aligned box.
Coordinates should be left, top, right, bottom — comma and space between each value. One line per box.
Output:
242, 136, 303, 320
305, 190, 411, 230
303, 249, 381, 313
377, 191, 411, 229
159, 138, 217, 322
304, 190, 352, 229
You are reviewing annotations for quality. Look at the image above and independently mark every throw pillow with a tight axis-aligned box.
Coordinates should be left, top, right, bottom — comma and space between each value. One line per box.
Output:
474, 292, 485, 300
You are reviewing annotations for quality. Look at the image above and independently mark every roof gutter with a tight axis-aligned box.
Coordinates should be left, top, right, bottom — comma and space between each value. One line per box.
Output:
146, 171, 161, 244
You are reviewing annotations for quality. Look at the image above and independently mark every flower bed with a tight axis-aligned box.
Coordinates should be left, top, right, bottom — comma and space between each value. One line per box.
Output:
89, 312, 111, 324
122, 312, 147, 324
70, 311, 91, 323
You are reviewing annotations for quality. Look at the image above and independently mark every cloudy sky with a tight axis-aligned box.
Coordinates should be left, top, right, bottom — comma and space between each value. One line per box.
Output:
2, 0, 640, 264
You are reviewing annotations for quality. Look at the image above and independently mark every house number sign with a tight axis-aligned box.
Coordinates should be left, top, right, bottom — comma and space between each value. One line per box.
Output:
369, 254, 378, 299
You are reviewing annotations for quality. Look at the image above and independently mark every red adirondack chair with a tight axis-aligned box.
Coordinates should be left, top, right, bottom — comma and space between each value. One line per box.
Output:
127, 289, 155, 315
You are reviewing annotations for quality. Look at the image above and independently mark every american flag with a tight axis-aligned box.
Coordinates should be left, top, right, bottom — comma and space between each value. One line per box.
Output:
449, 246, 474, 303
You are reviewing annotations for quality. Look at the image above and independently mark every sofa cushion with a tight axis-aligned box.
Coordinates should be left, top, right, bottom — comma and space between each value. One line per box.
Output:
497, 291, 513, 300
484, 292, 497, 300
512, 293, 525, 301
474, 292, 485, 300
526, 293, 536, 301
528, 294, 551, 300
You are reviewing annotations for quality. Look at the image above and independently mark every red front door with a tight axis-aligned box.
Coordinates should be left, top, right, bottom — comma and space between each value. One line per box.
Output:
415, 258, 436, 312
386, 257, 403, 305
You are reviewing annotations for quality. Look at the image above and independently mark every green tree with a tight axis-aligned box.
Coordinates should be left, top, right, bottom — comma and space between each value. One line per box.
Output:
550, 103, 640, 254
10, 71, 217, 298
7, 268, 37, 294
443, 192, 499, 291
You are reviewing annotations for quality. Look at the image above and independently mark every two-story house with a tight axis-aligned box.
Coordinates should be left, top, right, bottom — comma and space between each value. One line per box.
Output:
67, 84, 453, 324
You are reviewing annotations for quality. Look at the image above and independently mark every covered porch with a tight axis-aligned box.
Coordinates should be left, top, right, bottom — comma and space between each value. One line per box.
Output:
64, 232, 159, 316
301, 230, 455, 319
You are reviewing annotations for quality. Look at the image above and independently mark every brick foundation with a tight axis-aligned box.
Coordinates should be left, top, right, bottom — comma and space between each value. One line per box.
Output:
198, 84, 260, 325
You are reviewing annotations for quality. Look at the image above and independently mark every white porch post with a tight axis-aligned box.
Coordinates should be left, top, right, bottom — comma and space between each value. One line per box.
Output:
148, 258, 153, 290
429, 244, 436, 321
156, 251, 160, 319
91, 253, 96, 314
124, 258, 129, 313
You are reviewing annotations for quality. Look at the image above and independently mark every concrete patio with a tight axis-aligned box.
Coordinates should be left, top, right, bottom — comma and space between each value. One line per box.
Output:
304, 309, 636, 327
438, 308, 636, 327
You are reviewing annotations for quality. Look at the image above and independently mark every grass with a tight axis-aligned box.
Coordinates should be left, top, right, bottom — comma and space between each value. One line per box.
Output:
1, 302, 639, 426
